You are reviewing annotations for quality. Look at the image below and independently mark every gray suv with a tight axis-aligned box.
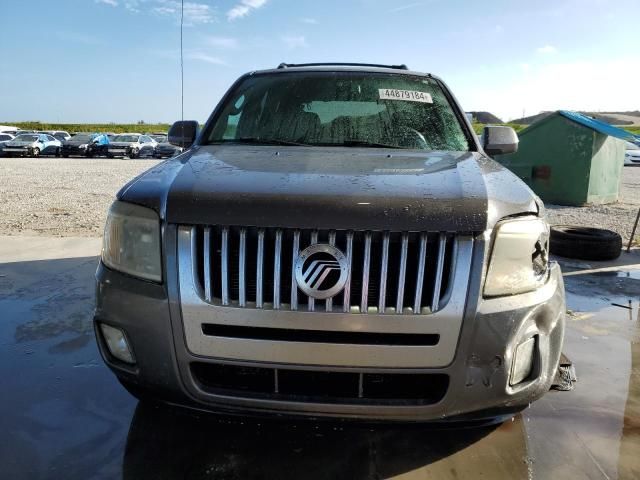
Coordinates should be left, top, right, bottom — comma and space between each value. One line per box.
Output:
94, 63, 565, 422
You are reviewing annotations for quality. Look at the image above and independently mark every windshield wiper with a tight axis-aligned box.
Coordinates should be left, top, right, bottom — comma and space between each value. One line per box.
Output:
213, 137, 310, 147
320, 140, 404, 149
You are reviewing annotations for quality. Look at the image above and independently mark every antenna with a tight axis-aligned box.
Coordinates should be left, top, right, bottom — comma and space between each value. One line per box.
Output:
180, 0, 185, 146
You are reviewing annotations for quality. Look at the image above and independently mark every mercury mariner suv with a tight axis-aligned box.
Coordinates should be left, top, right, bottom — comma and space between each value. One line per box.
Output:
94, 63, 566, 422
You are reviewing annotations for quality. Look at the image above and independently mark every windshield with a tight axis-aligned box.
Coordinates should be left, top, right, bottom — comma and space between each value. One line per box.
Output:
14, 134, 38, 142
113, 135, 139, 142
71, 134, 93, 143
151, 135, 167, 142
206, 72, 470, 150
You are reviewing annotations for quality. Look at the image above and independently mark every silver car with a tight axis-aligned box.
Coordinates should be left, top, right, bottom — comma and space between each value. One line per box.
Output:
107, 134, 157, 159
2, 133, 62, 157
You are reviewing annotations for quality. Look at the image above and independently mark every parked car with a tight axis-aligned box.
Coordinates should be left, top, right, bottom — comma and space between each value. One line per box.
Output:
95, 63, 566, 422
150, 134, 167, 143
2, 133, 61, 157
153, 139, 182, 158
107, 134, 157, 158
624, 141, 640, 166
0, 133, 15, 156
61, 133, 110, 157
0, 133, 14, 146
45, 130, 71, 142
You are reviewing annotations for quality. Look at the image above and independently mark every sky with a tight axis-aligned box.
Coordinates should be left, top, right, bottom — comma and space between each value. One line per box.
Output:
0, 0, 638, 123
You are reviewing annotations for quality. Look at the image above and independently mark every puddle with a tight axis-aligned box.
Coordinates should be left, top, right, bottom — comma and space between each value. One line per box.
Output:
0, 251, 639, 478
591, 270, 640, 280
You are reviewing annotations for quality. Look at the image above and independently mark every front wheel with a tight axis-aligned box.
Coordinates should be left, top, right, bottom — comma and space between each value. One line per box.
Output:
55, 147, 61, 158
31, 147, 40, 158
129, 148, 139, 159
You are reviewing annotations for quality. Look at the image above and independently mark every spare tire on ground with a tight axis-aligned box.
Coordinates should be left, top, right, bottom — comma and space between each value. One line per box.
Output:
550, 226, 622, 261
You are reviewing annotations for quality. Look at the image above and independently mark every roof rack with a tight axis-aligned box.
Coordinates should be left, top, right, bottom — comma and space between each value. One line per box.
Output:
277, 62, 408, 70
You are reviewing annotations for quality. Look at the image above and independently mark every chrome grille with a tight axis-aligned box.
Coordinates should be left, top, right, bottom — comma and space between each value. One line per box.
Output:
189, 226, 457, 315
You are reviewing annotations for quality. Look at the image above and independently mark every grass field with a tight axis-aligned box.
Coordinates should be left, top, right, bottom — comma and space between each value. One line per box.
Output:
3, 121, 639, 137
2, 122, 172, 134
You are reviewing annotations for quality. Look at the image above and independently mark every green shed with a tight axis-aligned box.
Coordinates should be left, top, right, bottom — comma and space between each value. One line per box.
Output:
496, 110, 634, 206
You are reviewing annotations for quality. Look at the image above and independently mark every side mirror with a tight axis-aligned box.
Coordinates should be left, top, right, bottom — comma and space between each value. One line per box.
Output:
168, 120, 199, 148
482, 125, 518, 156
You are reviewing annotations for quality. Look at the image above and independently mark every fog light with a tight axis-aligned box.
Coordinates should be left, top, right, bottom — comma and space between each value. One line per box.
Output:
510, 337, 536, 386
100, 323, 135, 364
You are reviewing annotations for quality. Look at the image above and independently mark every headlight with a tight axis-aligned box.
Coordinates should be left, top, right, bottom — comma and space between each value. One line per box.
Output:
484, 217, 549, 297
79, 144, 88, 149
102, 201, 162, 282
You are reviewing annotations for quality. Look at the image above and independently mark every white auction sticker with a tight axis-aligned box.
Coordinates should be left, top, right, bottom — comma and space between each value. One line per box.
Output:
379, 89, 433, 103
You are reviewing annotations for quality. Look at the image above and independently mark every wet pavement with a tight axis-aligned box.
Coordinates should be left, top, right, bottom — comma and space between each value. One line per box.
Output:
0, 236, 639, 479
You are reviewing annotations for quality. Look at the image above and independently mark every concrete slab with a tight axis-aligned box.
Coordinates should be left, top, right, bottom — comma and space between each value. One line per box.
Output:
0, 237, 638, 479
0, 235, 101, 262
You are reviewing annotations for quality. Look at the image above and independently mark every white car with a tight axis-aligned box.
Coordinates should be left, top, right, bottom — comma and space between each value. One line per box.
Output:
0, 125, 19, 135
107, 134, 158, 159
2, 133, 62, 157
625, 141, 640, 166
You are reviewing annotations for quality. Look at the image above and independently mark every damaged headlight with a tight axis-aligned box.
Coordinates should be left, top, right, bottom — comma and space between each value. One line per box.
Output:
484, 217, 549, 297
102, 201, 162, 282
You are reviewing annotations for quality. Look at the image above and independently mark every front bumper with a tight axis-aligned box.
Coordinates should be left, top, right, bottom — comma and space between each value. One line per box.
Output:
154, 148, 178, 157
108, 147, 132, 157
61, 146, 87, 156
2, 147, 30, 156
94, 228, 565, 422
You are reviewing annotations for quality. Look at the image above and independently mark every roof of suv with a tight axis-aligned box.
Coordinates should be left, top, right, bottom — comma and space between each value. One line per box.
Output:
252, 62, 436, 79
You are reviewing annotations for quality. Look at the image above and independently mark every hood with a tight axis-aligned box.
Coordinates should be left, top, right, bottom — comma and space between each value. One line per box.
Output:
64, 141, 89, 147
119, 146, 539, 232
110, 141, 136, 147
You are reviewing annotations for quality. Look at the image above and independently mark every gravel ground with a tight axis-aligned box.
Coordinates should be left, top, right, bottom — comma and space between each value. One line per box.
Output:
0, 158, 159, 237
545, 166, 640, 242
0, 158, 639, 239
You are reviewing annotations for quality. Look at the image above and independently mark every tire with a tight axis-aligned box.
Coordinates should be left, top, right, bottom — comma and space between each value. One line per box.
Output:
55, 147, 61, 158
550, 225, 622, 261
129, 148, 139, 159
107, 153, 114, 159
31, 147, 40, 158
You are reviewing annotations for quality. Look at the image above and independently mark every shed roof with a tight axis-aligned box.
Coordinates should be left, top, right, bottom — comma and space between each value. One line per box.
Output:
557, 110, 635, 141
519, 110, 635, 141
